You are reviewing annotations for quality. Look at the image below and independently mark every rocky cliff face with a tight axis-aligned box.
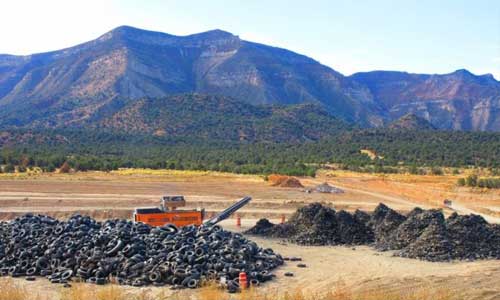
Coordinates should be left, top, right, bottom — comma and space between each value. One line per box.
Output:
350, 70, 500, 131
0, 26, 381, 128
0, 26, 499, 131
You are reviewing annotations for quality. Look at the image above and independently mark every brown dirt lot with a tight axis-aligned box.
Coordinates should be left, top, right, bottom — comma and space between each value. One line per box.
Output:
0, 170, 414, 220
0, 169, 499, 299
0, 169, 498, 221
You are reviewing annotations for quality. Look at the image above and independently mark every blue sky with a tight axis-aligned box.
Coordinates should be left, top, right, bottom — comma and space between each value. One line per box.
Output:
1, 0, 499, 79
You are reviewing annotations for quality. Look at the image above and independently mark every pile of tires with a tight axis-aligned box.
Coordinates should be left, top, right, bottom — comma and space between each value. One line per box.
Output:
0, 214, 283, 291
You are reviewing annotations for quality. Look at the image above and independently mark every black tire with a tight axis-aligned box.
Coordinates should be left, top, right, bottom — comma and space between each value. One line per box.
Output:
187, 278, 199, 289
148, 271, 161, 283
61, 269, 73, 281
250, 279, 260, 286
26, 267, 37, 276
105, 240, 124, 256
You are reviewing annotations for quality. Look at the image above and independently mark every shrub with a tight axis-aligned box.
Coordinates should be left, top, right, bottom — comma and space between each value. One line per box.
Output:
3, 164, 15, 173
409, 165, 419, 174
465, 174, 478, 187
477, 179, 486, 188
461, 175, 500, 189
431, 167, 443, 175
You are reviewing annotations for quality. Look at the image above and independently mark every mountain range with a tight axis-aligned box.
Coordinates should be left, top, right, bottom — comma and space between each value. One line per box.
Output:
0, 25, 499, 132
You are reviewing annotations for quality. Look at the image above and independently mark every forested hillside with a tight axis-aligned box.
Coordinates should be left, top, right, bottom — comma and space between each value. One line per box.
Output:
1, 128, 498, 176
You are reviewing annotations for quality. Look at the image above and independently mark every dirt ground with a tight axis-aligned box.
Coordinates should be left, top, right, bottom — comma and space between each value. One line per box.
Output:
0, 169, 498, 222
0, 169, 499, 299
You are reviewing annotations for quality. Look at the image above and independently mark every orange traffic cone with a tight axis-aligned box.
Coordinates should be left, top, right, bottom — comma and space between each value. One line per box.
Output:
236, 214, 241, 228
239, 271, 248, 289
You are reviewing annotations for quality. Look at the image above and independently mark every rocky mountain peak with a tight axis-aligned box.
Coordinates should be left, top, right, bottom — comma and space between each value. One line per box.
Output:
186, 29, 237, 40
451, 68, 474, 77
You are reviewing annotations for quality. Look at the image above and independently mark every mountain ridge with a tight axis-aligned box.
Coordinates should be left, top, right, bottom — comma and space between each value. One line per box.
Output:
93, 93, 350, 142
0, 25, 499, 131
350, 69, 500, 131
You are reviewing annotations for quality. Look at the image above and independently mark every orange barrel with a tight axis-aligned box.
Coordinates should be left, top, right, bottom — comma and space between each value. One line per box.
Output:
280, 214, 286, 224
236, 214, 241, 227
239, 271, 248, 289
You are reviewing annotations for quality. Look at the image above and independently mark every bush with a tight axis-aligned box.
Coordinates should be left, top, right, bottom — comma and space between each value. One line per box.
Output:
461, 174, 500, 189
477, 179, 486, 188
465, 174, 478, 187
484, 178, 500, 189
4, 164, 15, 173
431, 167, 443, 175
43, 164, 56, 172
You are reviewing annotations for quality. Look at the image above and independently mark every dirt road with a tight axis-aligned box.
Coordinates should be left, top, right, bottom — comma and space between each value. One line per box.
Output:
449, 202, 500, 224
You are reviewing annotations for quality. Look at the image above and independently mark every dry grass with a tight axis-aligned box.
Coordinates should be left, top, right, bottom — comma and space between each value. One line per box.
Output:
0, 278, 30, 300
0, 278, 48, 300
60, 283, 174, 300
110, 168, 262, 181
231, 284, 458, 300
0, 279, 470, 300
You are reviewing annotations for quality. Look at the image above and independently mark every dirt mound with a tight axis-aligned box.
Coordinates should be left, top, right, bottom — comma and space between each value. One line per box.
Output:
313, 182, 344, 194
245, 218, 275, 235
353, 209, 371, 225
398, 219, 453, 262
445, 213, 500, 260
336, 210, 375, 244
268, 174, 304, 188
246, 203, 373, 246
247, 203, 500, 262
389, 209, 444, 250
369, 204, 407, 251
290, 204, 339, 245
